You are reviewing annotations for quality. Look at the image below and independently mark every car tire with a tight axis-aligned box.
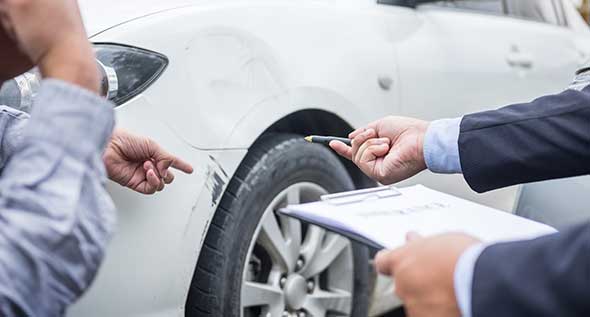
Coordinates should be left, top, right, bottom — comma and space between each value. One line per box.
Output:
185, 133, 370, 317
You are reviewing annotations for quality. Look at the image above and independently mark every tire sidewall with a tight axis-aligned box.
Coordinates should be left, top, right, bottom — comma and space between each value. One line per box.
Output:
218, 135, 369, 316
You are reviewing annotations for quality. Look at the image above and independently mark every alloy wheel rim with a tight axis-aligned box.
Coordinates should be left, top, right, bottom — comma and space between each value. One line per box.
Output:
241, 182, 354, 317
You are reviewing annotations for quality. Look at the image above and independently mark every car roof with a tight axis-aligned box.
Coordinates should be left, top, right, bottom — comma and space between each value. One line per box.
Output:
79, 0, 199, 36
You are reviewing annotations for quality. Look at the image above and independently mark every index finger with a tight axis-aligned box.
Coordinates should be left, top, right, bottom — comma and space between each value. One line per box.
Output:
171, 157, 194, 174
349, 127, 367, 139
155, 147, 194, 174
351, 119, 384, 139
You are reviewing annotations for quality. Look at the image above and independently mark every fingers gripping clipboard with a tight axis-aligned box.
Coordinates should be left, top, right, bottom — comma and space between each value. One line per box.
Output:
278, 185, 557, 251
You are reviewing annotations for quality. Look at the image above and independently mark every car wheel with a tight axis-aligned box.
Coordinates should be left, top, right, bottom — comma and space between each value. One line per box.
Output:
186, 134, 370, 317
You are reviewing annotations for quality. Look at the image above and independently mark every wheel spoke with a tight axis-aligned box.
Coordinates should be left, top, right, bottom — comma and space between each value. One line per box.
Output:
299, 226, 325, 272
280, 215, 302, 261
303, 289, 352, 316
286, 185, 301, 205
259, 208, 296, 272
241, 281, 284, 308
278, 185, 302, 264
300, 233, 349, 278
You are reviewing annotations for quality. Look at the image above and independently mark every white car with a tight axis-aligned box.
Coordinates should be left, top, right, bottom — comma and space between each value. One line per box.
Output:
1, 0, 588, 316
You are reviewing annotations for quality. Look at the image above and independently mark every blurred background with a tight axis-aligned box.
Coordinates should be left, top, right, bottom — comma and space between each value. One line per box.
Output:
573, 0, 590, 22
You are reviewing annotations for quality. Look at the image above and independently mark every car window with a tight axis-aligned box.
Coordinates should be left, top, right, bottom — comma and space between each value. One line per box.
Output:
504, 0, 564, 26
452, 0, 504, 13
421, 0, 504, 15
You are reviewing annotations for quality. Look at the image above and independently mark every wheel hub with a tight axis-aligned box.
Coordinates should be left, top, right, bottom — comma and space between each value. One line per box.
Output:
283, 274, 307, 310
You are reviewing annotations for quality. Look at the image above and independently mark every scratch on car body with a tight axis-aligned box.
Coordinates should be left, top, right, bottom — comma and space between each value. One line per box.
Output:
209, 172, 225, 207
208, 154, 228, 178
204, 155, 228, 207
183, 155, 230, 238
197, 219, 210, 251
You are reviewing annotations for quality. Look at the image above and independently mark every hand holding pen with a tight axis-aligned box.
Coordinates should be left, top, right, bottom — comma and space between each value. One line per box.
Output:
320, 116, 430, 185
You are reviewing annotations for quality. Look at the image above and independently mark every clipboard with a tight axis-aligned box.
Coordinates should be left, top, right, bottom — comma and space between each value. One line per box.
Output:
320, 185, 401, 205
282, 186, 401, 249
278, 185, 557, 251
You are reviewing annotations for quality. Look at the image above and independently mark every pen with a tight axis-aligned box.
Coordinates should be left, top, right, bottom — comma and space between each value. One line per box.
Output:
304, 135, 352, 146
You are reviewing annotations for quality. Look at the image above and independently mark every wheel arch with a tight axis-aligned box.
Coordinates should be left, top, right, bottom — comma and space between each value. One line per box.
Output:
257, 109, 376, 191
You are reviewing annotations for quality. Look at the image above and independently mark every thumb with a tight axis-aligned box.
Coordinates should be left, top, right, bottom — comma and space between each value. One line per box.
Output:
329, 140, 353, 160
374, 250, 393, 275
374, 248, 402, 276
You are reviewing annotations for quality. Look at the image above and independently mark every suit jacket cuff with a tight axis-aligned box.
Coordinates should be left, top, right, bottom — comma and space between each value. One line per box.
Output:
423, 117, 463, 174
454, 243, 488, 317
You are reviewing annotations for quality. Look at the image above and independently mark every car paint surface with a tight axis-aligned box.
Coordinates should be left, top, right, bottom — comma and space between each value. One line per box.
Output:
68, 1, 590, 316
79, 0, 198, 37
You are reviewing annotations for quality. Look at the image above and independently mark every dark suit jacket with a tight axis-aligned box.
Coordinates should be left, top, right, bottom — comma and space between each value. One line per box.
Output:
458, 84, 590, 317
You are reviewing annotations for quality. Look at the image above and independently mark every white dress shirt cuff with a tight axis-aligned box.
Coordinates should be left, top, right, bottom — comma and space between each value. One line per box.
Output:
423, 117, 462, 174
454, 243, 488, 317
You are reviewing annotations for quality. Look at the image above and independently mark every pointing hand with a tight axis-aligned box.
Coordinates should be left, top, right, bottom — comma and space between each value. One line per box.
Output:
103, 129, 194, 195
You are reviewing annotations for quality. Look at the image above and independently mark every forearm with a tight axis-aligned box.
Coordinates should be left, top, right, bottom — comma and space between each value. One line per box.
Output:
459, 87, 590, 192
470, 224, 590, 317
0, 79, 115, 316
424, 87, 590, 193
454, 223, 590, 317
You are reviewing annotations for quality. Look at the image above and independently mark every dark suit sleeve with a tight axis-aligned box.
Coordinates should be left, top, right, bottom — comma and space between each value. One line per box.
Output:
472, 223, 590, 317
459, 87, 590, 193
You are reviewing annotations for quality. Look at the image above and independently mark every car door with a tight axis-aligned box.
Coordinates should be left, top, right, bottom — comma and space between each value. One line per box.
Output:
392, 0, 520, 120
502, 0, 581, 100
382, 0, 525, 211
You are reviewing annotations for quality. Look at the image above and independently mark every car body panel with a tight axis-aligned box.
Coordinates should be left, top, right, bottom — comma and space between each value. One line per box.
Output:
79, 0, 199, 36
68, 1, 590, 316
515, 175, 590, 230
398, 6, 578, 118
88, 1, 402, 151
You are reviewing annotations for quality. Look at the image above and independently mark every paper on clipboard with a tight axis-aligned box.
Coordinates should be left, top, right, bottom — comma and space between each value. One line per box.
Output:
278, 185, 557, 250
